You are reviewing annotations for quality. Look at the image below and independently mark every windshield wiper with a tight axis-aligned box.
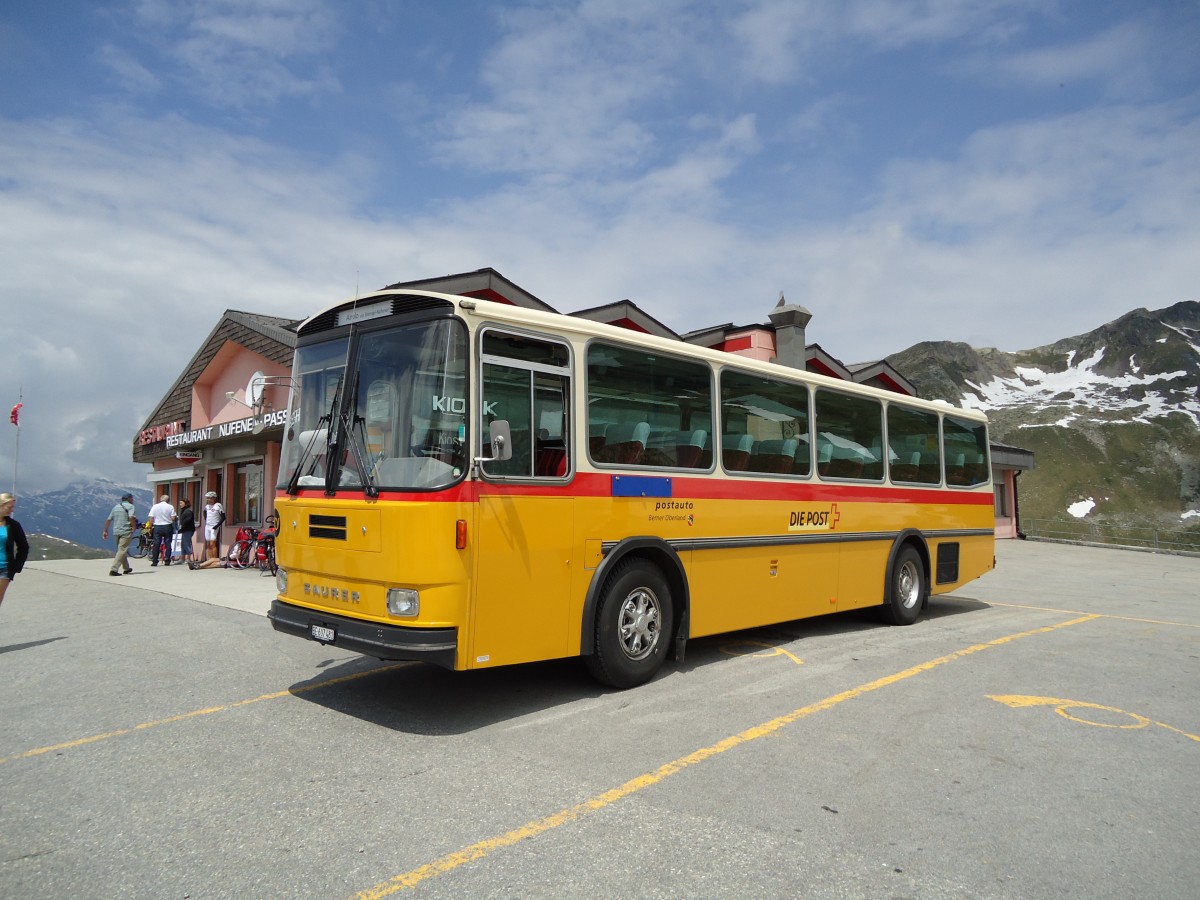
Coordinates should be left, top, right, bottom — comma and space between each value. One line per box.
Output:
340, 370, 379, 498
322, 376, 346, 497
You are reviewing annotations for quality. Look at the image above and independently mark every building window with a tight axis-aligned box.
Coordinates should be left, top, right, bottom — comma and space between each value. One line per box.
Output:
994, 482, 1008, 517
233, 460, 264, 525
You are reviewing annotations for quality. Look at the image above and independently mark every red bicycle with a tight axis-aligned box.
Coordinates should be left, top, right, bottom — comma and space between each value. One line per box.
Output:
227, 516, 277, 575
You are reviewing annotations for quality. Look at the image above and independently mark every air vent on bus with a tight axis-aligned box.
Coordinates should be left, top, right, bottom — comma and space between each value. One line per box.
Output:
936, 542, 960, 584
309, 514, 348, 540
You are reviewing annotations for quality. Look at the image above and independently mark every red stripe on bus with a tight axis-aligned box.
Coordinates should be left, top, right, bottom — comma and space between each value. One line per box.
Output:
288, 473, 993, 505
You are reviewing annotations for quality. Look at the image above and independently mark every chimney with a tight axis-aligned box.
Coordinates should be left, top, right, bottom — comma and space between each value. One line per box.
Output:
768, 292, 812, 371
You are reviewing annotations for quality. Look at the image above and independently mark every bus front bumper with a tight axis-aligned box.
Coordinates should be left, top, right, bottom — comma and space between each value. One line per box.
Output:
268, 599, 458, 670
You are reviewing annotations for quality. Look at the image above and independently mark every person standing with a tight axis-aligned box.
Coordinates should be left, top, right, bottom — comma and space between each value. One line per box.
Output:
177, 498, 197, 567
0, 492, 30, 609
203, 491, 224, 562
102, 491, 138, 576
148, 494, 177, 566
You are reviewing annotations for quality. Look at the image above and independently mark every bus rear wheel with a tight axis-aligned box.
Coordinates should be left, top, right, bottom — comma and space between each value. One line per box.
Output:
882, 545, 927, 626
585, 559, 673, 689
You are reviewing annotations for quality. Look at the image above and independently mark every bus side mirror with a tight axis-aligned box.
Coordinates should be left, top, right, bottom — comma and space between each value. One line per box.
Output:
482, 420, 512, 462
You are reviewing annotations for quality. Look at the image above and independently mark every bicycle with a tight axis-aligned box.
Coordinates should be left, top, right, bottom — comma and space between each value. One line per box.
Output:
227, 516, 278, 573
253, 519, 277, 576
226, 524, 258, 570
126, 524, 153, 559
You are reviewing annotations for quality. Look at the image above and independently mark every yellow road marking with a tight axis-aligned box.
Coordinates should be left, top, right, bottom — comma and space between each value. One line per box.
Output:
989, 694, 1200, 742
719, 639, 804, 665
352, 614, 1098, 898
0, 663, 414, 766
984, 600, 1200, 629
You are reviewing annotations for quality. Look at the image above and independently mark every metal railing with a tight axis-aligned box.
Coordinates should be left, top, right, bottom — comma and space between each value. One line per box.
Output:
1021, 518, 1200, 555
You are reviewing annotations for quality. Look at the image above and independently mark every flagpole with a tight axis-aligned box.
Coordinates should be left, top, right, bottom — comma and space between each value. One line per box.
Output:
10, 387, 21, 494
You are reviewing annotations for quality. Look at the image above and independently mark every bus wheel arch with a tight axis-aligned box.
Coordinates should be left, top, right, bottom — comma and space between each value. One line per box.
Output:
582, 538, 688, 687
881, 531, 930, 626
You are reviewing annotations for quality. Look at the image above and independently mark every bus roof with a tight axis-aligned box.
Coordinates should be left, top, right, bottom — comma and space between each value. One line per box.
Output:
299, 289, 989, 423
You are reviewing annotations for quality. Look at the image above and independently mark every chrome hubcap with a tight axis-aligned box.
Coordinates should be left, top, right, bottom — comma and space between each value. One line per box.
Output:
898, 561, 920, 609
618, 588, 661, 660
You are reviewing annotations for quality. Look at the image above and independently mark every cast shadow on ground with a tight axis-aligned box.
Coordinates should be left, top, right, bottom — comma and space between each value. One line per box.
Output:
0, 637, 66, 655
286, 595, 990, 736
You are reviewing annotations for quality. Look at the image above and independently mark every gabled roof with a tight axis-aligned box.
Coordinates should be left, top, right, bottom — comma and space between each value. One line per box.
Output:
383, 267, 556, 312
133, 310, 299, 460
803, 344, 853, 381
846, 360, 917, 396
569, 299, 681, 340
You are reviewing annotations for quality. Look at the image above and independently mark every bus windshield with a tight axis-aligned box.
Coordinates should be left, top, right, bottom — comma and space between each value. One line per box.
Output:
277, 318, 468, 492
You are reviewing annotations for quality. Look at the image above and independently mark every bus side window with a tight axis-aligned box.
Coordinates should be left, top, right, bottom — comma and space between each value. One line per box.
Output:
943, 416, 990, 487
814, 389, 884, 482
587, 341, 713, 470
481, 330, 572, 480
887, 404, 941, 484
719, 368, 811, 478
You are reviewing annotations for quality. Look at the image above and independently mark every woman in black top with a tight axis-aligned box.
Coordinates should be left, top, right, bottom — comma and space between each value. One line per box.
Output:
178, 498, 197, 568
0, 492, 30, 609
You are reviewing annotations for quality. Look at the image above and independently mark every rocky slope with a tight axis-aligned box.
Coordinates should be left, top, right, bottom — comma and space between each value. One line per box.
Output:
888, 300, 1200, 529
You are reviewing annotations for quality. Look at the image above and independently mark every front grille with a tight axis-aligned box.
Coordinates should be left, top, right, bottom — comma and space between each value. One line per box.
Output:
310, 514, 347, 540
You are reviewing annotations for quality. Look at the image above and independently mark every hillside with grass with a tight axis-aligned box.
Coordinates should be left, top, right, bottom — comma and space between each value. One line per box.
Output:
27, 534, 111, 561
889, 300, 1200, 536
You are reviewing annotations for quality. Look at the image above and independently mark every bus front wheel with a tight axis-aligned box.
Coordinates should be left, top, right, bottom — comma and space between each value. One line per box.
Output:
882, 545, 927, 626
585, 559, 673, 689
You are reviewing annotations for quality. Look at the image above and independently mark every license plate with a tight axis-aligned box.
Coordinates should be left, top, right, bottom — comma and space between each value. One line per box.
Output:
309, 624, 336, 643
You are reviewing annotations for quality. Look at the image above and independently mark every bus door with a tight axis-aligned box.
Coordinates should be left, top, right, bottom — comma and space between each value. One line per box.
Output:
471, 330, 575, 668
474, 495, 575, 667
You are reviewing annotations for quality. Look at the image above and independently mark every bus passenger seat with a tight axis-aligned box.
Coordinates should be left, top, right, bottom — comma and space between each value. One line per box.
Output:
589, 422, 608, 457
752, 438, 798, 474
602, 422, 650, 465
946, 453, 967, 485
672, 429, 707, 467
722, 433, 754, 471
535, 446, 567, 476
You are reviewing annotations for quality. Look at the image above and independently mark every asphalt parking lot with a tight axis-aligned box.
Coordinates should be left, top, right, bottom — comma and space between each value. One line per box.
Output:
2, 541, 1197, 899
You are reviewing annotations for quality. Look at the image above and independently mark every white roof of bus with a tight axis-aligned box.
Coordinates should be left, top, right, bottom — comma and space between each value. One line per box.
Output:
300, 289, 989, 424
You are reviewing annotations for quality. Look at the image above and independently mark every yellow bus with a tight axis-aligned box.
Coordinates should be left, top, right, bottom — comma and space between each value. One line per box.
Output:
268, 289, 995, 688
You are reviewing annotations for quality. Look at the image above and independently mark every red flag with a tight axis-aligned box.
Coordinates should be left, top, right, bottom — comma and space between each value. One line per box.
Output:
9, 403, 21, 426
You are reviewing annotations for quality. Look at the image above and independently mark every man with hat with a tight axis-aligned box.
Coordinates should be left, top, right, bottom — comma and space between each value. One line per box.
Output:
202, 491, 225, 563
102, 492, 139, 576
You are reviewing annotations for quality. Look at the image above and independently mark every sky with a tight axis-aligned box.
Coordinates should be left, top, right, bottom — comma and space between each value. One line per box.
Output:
1, 0, 1198, 494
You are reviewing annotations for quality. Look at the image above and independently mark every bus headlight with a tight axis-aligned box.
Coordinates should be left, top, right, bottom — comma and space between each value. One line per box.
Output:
275, 568, 287, 594
387, 588, 420, 617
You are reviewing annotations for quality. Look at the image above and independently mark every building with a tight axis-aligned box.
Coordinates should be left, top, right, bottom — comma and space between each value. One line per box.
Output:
133, 269, 1032, 539
133, 311, 300, 543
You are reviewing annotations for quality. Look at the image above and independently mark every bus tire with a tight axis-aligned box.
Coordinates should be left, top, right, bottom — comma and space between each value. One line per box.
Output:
882, 545, 926, 626
585, 559, 673, 689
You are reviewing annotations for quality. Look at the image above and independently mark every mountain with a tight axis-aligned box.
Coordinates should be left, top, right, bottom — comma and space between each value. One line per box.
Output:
888, 300, 1200, 530
15, 479, 153, 553
27, 534, 111, 561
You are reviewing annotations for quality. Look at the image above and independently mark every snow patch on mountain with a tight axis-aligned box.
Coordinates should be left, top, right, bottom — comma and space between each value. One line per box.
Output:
959, 345, 1199, 427
1067, 498, 1096, 518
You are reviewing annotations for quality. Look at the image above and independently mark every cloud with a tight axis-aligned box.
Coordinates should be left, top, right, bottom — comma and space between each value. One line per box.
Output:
112, 0, 344, 107
2, 1, 1197, 495
970, 21, 1158, 97
433, 3, 693, 176
729, 0, 1041, 83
